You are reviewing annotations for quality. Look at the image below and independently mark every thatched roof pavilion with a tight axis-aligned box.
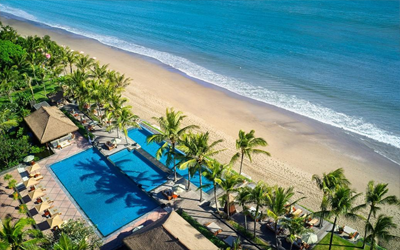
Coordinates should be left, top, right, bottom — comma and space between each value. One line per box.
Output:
123, 211, 218, 250
24, 106, 78, 144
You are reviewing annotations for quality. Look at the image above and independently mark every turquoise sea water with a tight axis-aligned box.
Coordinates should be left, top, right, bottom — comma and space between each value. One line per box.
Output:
51, 148, 159, 236
1, 1, 399, 163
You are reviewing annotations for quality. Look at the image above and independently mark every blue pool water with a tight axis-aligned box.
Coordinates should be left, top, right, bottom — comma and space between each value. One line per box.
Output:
51, 148, 159, 236
108, 149, 167, 192
128, 128, 214, 193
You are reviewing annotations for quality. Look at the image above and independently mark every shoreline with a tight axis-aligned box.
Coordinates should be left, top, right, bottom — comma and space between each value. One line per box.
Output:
1, 15, 399, 235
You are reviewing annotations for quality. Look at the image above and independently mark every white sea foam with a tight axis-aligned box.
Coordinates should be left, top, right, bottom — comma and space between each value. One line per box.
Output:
1, 5, 400, 150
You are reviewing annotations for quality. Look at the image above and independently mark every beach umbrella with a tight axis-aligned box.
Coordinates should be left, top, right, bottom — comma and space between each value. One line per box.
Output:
26, 163, 41, 173
111, 138, 121, 144
23, 155, 34, 163
47, 215, 63, 229
24, 178, 40, 188
172, 184, 186, 194
29, 189, 46, 200
301, 233, 318, 244
35, 200, 52, 213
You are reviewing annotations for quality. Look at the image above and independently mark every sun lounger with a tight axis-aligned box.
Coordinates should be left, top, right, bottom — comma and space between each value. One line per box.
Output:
161, 190, 178, 200
307, 218, 319, 227
204, 222, 222, 236
292, 209, 302, 217
105, 141, 116, 150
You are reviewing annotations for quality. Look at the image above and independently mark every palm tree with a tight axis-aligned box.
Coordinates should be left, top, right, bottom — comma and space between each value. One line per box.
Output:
178, 132, 224, 201
266, 186, 304, 245
281, 217, 312, 250
115, 108, 140, 145
91, 63, 108, 82
216, 170, 243, 218
231, 130, 270, 175
323, 187, 363, 250
203, 160, 229, 213
248, 181, 269, 236
53, 233, 88, 250
361, 181, 399, 249
236, 186, 252, 230
75, 55, 94, 73
312, 168, 350, 228
0, 217, 46, 250
0, 66, 19, 103
365, 215, 398, 250
147, 108, 198, 181
64, 48, 78, 74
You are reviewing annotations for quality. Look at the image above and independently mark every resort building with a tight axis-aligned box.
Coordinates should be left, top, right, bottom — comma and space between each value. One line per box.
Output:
24, 106, 78, 145
123, 211, 218, 250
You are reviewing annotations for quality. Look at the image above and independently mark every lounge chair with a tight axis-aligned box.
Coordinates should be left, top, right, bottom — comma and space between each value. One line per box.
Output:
306, 218, 319, 228
161, 189, 178, 200
292, 208, 302, 217
204, 222, 222, 236
105, 141, 116, 150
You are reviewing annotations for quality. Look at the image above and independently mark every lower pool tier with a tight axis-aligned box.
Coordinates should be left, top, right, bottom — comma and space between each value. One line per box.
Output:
51, 148, 159, 236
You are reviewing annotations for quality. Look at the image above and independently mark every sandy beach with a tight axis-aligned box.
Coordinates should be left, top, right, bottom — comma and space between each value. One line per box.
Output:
1, 16, 399, 239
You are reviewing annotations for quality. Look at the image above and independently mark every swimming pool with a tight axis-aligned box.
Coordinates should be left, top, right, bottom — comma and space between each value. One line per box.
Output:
128, 127, 214, 193
51, 148, 159, 236
108, 149, 167, 192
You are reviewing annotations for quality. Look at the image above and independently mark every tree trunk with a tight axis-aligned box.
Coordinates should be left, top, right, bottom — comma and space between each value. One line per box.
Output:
275, 221, 278, 247
214, 184, 218, 212
329, 216, 337, 250
70, 64, 73, 74
199, 169, 203, 201
116, 127, 120, 138
172, 143, 177, 182
239, 151, 244, 175
187, 171, 191, 190
227, 192, 230, 218
254, 205, 258, 236
290, 242, 293, 250
243, 206, 248, 230
363, 207, 373, 249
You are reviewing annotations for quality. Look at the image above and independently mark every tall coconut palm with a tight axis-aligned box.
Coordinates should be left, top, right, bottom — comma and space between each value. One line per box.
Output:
266, 186, 304, 245
147, 108, 198, 181
91, 63, 108, 82
365, 215, 398, 250
231, 130, 270, 175
361, 181, 399, 249
64, 48, 78, 74
75, 55, 94, 74
178, 132, 225, 201
215, 170, 243, 218
236, 186, 252, 230
312, 168, 350, 228
53, 233, 88, 250
281, 217, 312, 250
0, 66, 19, 103
0, 217, 46, 250
115, 107, 140, 145
114, 72, 131, 88
248, 181, 269, 236
203, 159, 229, 213
323, 187, 363, 250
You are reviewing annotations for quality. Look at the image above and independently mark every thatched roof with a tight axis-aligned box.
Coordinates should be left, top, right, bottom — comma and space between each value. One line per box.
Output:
24, 106, 78, 144
123, 211, 218, 250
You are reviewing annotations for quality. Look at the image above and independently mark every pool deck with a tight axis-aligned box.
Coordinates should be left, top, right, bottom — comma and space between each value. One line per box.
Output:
1, 104, 264, 249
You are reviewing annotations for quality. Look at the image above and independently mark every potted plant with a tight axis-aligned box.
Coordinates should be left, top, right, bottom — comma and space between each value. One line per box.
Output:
8, 179, 17, 189
349, 232, 355, 239
18, 204, 28, 214
3, 174, 12, 182
338, 226, 344, 234
12, 191, 19, 200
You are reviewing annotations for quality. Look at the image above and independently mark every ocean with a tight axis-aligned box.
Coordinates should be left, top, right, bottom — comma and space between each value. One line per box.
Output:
1, 0, 399, 164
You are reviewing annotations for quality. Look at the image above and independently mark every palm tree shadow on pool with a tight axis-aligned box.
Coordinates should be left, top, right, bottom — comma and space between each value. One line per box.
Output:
73, 157, 158, 213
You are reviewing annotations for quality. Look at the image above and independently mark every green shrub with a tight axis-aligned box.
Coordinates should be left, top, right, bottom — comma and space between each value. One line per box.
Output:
177, 209, 228, 249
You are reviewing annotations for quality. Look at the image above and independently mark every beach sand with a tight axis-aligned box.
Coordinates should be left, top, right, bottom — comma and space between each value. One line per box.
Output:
2, 16, 399, 242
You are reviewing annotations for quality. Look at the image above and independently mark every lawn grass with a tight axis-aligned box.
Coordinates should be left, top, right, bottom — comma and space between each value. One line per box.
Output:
0, 82, 59, 104
314, 233, 371, 250
228, 220, 270, 250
